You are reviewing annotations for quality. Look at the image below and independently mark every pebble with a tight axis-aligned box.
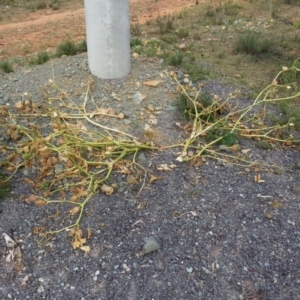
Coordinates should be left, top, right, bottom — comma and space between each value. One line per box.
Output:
142, 236, 160, 254
137, 152, 146, 161
55, 163, 64, 174
37, 286, 45, 293
147, 104, 155, 112
132, 92, 146, 104
123, 119, 131, 125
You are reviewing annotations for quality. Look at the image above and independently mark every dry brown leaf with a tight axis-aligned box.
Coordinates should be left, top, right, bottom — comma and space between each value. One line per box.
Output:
157, 164, 171, 171
68, 227, 77, 237
87, 228, 92, 239
22, 145, 30, 153
127, 175, 138, 184
70, 195, 79, 202
69, 206, 80, 215
33, 226, 46, 235
144, 80, 161, 87
80, 245, 90, 253
101, 184, 114, 195
149, 174, 162, 184
76, 228, 83, 238
28, 194, 37, 203
46, 207, 60, 219
254, 174, 265, 183
15, 101, 24, 110
230, 145, 240, 151
35, 200, 47, 206
241, 148, 251, 154
72, 238, 81, 249
173, 211, 181, 218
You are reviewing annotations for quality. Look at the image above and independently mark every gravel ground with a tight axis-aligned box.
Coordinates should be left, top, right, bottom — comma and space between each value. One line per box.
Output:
0, 54, 300, 300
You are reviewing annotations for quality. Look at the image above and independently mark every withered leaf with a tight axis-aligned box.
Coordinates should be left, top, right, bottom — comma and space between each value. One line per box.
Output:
127, 175, 138, 184
241, 148, 251, 154
80, 245, 90, 253
149, 174, 162, 184
69, 206, 80, 215
28, 194, 37, 203
173, 211, 181, 218
254, 174, 265, 183
101, 184, 114, 195
35, 200, 47, 206
87, 228, 92, 239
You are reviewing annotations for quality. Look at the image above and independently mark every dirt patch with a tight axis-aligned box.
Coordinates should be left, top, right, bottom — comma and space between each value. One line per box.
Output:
0, 0, 194, 58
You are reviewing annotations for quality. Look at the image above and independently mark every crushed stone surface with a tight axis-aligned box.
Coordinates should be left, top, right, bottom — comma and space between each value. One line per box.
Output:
0, 54, 300, 300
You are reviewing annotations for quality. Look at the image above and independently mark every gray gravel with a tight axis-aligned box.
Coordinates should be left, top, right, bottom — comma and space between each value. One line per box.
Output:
0, 53, 300, 300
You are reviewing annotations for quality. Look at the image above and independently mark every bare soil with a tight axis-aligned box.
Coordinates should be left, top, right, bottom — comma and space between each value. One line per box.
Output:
0, 0, 194, 58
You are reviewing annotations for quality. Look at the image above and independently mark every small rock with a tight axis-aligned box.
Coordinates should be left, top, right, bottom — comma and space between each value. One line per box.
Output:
37, 285, 45, 293
178, 43, 186, 51
132, 92, 146, 104
55, 163, 64, 174
183, 78, 190, 84
233, 74, 242, 79
187, 267, 193, 273
132, 52, 140, 59
123, 119, 131, 125
147, 104, 155, 112
137, 152, 146, 161
142, 237, 160, 254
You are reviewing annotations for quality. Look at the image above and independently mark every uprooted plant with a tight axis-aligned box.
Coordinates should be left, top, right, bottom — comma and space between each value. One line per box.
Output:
0, 78, 157, 251
167, 60, 300, 168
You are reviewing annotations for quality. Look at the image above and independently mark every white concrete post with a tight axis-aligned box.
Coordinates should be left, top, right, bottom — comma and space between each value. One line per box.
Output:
84, 0, 130, 79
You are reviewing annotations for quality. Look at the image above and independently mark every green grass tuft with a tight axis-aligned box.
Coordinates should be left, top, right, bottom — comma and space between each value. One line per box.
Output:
168, 51, 183, 66
56, 40, 78, 57
0, 60, 13, 73
30, 50, 49, 65
234, 31, 275, 56
77, 40, 87, 53
130, 37, 143, 47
